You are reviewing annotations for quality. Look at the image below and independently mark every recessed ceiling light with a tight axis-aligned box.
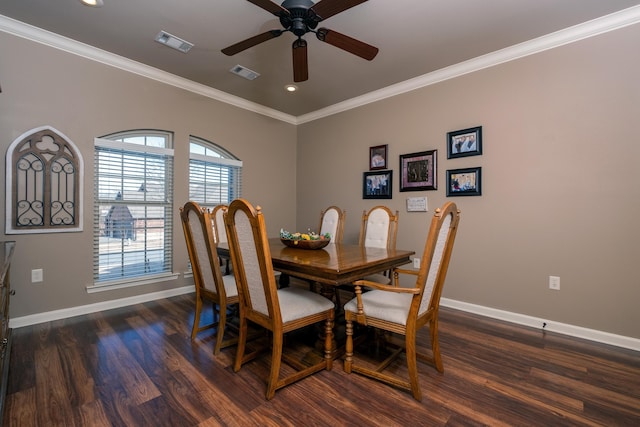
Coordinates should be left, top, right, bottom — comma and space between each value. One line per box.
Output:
154, 31, 194, 53
80, 0, 104, 7
285, 84, 298, 92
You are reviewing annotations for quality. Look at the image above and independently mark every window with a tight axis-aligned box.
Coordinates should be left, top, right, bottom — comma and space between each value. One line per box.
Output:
5, 126, 83, 234
93, 130, 174, 288
189, 136, 242, 207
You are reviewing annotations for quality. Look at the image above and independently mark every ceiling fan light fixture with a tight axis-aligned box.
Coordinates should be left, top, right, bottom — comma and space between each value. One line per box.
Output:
80, 0, 104, 7
154, 31, 194, 53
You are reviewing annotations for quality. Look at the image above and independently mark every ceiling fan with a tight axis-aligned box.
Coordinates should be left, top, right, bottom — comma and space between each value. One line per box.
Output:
221, 0, 378, 82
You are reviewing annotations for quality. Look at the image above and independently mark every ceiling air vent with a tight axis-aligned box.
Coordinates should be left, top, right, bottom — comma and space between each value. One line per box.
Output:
230, 65, 260, 81
154, 31, 193, 53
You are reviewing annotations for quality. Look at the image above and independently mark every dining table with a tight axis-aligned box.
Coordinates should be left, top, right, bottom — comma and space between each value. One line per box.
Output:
217, 237, 414, 299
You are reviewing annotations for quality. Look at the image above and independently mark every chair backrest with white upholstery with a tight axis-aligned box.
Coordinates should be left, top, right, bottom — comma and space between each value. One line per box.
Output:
180, 201, 224, 299
415, 202, 460, 316
359, 206, 398, 250
225, 198, 281, 325
211, 204, 228, 245
319, 206, 345, 244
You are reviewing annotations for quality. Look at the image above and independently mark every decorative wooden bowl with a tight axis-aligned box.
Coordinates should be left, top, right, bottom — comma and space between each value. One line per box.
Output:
280, 238, 330, 250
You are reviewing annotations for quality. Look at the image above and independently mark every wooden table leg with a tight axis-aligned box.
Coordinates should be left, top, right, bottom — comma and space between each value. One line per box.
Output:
314, 283, 339, 358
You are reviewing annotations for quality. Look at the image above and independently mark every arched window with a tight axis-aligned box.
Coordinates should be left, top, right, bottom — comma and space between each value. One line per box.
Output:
188, 136, 242, 207
5, 126, 83, 234
92, 130, 175, 288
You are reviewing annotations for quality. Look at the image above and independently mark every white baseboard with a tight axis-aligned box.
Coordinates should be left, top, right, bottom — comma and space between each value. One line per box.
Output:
441, 298, 640, 352
9, 285, 194, 329
9, 290, 639, 352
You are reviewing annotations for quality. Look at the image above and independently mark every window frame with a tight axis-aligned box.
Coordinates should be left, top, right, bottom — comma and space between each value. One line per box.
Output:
91, 130, 176, 291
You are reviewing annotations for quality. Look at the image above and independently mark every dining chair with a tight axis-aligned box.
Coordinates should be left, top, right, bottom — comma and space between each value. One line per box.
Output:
224, 198, 335, 400
343, 202, 460, 401
319, 205, 346, 244
334, 205, 399, 308
358, 205, 399, 284
211, 204, 231, 274
180, 201, 239, 355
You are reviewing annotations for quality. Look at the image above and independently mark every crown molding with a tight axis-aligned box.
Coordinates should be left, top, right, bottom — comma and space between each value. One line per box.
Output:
296, 5, 640, 124
2, 5, 640, 125
0, 14, 298, 125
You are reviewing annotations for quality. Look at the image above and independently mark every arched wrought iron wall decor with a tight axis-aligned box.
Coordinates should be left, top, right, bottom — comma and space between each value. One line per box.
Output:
5, 126, 83, 234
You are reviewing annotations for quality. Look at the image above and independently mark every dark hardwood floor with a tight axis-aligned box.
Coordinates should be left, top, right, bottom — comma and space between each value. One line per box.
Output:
4, 289, 640, 426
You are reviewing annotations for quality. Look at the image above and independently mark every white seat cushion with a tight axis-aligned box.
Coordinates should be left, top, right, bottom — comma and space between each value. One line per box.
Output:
344, 290, 412, 326
278, 287, 334, 324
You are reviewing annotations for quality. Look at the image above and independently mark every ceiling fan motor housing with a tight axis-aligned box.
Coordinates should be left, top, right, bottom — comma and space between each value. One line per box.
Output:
280, 0, 319, 36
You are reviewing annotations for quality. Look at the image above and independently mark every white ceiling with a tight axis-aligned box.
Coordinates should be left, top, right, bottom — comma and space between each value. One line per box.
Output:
1, 0, 639, 119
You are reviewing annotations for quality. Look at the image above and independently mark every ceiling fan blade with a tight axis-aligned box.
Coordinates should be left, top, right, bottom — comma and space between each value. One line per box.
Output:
221, 30, 283, 56
292, 39, 308, 82
246, 0, 290, 16
316, 28, 378, 60
311, 0, 368, 21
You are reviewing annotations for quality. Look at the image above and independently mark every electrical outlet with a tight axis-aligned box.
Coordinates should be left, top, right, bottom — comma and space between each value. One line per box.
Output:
32, 268, 43, 283
549, 275, 560, 290
413, 257, 420, 269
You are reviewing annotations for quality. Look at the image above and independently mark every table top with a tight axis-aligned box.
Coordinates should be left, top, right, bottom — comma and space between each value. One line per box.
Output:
219, 238, 414, 286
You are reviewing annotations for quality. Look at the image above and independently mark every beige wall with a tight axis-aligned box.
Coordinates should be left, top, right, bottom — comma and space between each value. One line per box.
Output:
296, 24, 640, 339
2, 22, 639, 341
0, 33, 297, 318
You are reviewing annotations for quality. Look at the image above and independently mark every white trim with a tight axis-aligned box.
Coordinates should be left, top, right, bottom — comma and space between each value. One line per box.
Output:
8, 291, 639, 352
86, 272, 180, 293
10, 285, 194, 328
2, 7, 639, 124
189, 152, 243, 167
5, 125, 84, 234
94, 137, 174, 156
441, 298, 640, 352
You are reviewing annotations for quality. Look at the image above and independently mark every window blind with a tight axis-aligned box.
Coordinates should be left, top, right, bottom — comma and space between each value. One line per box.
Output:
189, 150, 243, 207
93, 138, 174, 284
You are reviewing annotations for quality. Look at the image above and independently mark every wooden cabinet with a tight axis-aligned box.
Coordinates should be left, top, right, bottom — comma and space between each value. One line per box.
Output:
0, 241, 15, 422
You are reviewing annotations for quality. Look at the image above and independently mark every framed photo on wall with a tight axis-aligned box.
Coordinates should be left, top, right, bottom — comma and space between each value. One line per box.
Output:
446, 167, 482, 196
447, 126, 482, 159
363, 170, 393, 199
399, 150, 437, 192
369, 144, 388, 170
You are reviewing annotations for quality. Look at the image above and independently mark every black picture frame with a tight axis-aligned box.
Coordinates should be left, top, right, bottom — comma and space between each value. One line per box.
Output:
399, 150, 437, 192
369, 144, 388, 170
363, 170, 393, 199
446, 167, 482, 196
447, 126, 482, 159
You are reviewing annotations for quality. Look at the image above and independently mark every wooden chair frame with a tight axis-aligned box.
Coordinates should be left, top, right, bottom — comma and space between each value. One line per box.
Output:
180, 201, 240, 355
225, 198, 335, 400
343, 202, 460, 401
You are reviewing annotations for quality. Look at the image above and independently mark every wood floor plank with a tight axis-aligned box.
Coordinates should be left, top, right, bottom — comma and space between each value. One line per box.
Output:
34, 346, 76, 426
3, 294, 639, 426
